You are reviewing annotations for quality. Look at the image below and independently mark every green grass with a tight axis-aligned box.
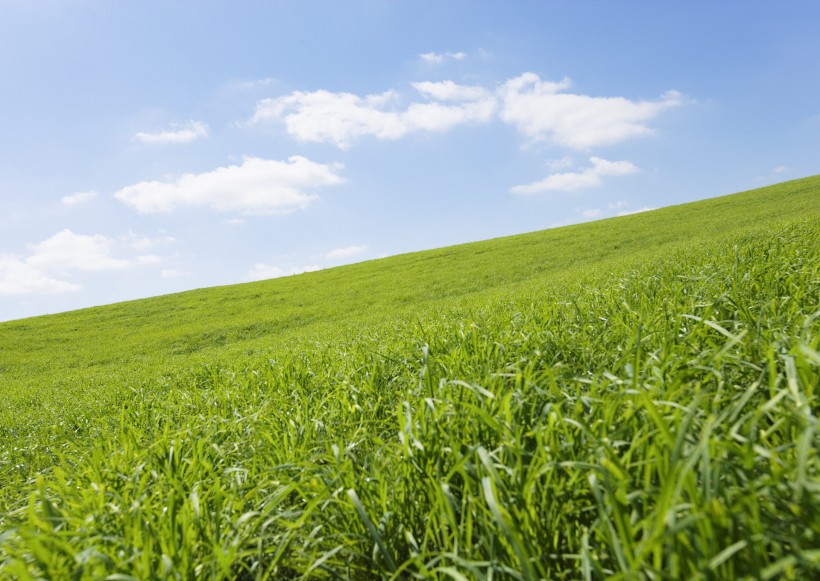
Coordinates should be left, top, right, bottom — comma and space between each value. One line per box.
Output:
1, 176, 819, 579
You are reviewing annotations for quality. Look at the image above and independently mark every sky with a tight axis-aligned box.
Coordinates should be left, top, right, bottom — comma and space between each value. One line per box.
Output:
1, 1, 818, 322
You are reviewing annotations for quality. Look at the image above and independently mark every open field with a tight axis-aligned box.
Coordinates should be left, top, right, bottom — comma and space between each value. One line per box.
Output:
1, 176, 819, 578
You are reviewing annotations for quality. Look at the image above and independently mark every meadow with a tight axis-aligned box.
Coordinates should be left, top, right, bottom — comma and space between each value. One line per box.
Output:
0, 176, 818, 579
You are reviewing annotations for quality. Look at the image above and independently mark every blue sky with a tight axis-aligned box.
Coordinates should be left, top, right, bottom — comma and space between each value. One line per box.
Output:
1, 1, 818, 322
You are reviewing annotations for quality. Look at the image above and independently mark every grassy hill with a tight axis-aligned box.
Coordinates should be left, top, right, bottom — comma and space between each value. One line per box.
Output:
1, 176, 818, 579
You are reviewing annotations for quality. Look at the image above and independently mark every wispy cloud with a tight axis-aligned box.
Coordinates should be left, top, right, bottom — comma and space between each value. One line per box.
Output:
544, 157, 575, 171
511, 157, 638, 195
247, 263, 321, 281
412, 81, 488, 102
115, 156, 344, 214
227, 78, 275, 91
134, 120, 209, 144
581, 208, 603, 218
61, 190, 98, 206
419, 51, 467, 64
326, 244, 368, 260
772, 165, 792, 174
618, 206, 656, 216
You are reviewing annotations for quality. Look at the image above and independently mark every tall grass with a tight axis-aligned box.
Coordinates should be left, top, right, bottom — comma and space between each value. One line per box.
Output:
1, 216, 817, 578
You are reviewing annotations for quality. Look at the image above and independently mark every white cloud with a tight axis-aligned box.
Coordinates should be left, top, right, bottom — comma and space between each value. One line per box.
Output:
499, 73, 683, 149
27, 230, 132, 272
412, 81, 489, 102
419, 51, 467, 64
134, 120, 209, 144
326, 244, 368, 260
247, 263, 321, 281
608, 200, 627, 210
252, 90, 404, 148
403, 99, 496, 134
252, 85, 495, 149
772, 165, 791, 174
0, 256, 80, 296
0, 229, 161, 296
62, 190, 98, 206
227, 78, 275, 91
511, 157, 638, 195
115, 156, 344, 214
251, 73, 682, 151
581, 208, 603, 218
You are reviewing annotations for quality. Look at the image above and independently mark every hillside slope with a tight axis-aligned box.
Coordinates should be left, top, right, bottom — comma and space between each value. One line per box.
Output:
2, 176, 818, 388
0, 175, 818, 579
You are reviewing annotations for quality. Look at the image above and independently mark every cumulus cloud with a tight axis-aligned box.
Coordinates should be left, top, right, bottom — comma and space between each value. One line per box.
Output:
581, 208, 604, 218
252, 90, 404, 148
62, 190, 98, 206
511, 157, 638, 195
419, 51, 467, 64
251, 73, 682, 151
0, 256, 80, 296
498, 73, 683, 149
326, 245, 368, 260
252, 83, 495, 149
27, 230, 133, 272
247, 263, 321, 281
0, 230, 162, 296
134, 120, 209, 144
115, 156, 344, 214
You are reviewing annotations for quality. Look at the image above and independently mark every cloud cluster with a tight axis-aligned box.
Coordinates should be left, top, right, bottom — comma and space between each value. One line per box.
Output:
511, 157, 638, 194
115, 156, 344, 214
251, 73, 682, 151
134, 121, 209, 144
252, 84, 496, 149
0, 230, 162, 296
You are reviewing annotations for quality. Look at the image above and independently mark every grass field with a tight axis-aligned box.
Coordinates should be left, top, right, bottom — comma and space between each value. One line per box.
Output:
1, 176, 819, 579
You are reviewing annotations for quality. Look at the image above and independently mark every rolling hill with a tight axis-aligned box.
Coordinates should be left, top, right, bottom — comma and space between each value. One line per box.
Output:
1, 176, 818, 579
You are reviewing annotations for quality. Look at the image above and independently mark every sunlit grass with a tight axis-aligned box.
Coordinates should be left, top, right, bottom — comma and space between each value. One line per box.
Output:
0, 176, 818, 578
